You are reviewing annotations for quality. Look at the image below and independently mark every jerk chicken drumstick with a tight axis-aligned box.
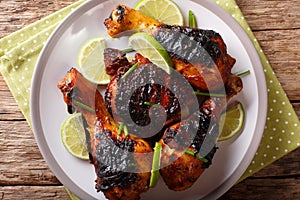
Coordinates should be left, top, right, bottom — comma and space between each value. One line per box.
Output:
58, 68, 153, 200
105, 50, 199, 141
104, 4, 242, 94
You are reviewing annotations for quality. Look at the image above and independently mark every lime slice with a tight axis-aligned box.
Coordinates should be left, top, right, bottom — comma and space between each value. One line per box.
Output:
61, 113, 89, 160
134, 0, 184, 26
128, 32, 173, 74
218, 102, 245, 142
78, 36, 111, 85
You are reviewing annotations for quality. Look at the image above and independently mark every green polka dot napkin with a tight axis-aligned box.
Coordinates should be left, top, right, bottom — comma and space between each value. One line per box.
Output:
0, 0, 299, 198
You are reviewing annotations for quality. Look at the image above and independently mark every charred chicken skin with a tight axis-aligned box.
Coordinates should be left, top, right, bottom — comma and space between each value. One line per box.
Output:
159, 109, 218, 191
58, 68, 153, 200
104, 4, 242, 93
105, 53, 199, 141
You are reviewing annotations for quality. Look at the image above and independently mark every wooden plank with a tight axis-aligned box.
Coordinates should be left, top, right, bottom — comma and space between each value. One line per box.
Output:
0, 76, 24, 120
219, 178, 300, 199
0, 186, 69, 200
253, 148, 300, 177
0, 0, 77, 38
0, 74, 28, 119
0, 121, 60, 185
236, 0, 300, 30
253, 29, 300, 100
293, 102, 300, 118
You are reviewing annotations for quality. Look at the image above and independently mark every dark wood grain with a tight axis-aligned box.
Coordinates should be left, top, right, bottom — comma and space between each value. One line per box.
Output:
219, 178, 300, 200
0, 0, 299, 199
237, 0, 300, 31
0, 186, 69, 199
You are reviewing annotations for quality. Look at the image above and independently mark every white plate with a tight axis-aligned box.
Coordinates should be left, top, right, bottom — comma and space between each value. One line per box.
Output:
31, 0, 267, 199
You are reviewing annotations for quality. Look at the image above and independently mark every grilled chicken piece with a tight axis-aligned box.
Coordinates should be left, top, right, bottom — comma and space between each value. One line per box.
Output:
104, 5, 242, 93
105, 59, 199, 141
158, 95, 226, 191
57, 68, 153, 200
159, 103, 219, 191
104, 48, 133, 76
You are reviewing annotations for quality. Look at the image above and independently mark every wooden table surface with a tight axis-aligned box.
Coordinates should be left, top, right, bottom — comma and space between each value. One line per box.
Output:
0, 0, 299, 199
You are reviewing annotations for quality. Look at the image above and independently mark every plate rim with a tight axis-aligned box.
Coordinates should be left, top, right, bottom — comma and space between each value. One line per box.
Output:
30, 0, 268, 199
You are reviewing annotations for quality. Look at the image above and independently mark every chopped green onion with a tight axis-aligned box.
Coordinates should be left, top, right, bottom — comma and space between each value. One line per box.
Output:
194, 90, 225, 97
235, 69, 250, 77
117, 122, 129, 136
118, 122, 124, 135
184, 150, 208, 163
199, 157, 208, 163
122, 48, 135, 53
122, 62, 140, 79
73, 100, 95, 113
123, 124, 129, 136
144, 101, 160, 108
150, 142, 162, 188
184, 149, 195, 156
128, 162, 137, 167
188, 10, 197, 28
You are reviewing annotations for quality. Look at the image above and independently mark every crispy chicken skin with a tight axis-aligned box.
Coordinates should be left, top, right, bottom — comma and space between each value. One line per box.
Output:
105, 61, 198, 140
159, 106, 218, 191
104, 48, 133, 76
58, 68, 152, 200
104, 4, 242, 93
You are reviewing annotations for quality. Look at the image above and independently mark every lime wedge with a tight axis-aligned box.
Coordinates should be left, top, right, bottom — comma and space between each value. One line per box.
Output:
134, 0, 184, 26
61, 113, 89, 160
78, 36, 111, 85
218, 102, 245, 142
128, 32, 173, 74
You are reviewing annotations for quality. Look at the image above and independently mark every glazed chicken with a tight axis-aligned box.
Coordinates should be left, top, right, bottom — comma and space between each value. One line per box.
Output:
105, 50, 199, 142
104, 4, 242, 93
159, 109, 218, 191
58, 68, 153, 200
158, 95, 227, 191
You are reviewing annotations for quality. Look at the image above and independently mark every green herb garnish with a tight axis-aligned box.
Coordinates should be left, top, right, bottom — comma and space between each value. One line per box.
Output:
118, 122, 125, 135
73, 100, 95, 113
124, 124, 129, 136
184, 150, 208, 163
150, 142, 162, 188
235, 69, 250, 77
122, 48, 135, 53
144, 101, 160, 108
122, 62, 140, 79
194, 90, 225, 97
188, 10, 197, 28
